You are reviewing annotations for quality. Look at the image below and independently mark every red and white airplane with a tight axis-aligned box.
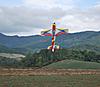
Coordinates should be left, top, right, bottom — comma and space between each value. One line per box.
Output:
41, 23, 68, 52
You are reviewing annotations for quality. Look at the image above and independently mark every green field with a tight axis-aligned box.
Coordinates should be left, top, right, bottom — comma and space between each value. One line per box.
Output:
45, 60, 100, 69
0, 75, 100, 87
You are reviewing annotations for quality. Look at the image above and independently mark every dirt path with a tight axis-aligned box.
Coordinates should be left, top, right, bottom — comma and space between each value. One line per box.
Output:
0, 69, 100, 75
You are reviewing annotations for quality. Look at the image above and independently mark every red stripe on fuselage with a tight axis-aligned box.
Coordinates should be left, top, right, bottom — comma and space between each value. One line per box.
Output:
51, 23, 56, 51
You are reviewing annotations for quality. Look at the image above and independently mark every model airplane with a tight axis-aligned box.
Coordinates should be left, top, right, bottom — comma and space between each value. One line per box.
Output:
41, 22, 68, 52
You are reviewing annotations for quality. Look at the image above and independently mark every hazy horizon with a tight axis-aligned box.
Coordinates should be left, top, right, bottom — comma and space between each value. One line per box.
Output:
0, 30, 99, 36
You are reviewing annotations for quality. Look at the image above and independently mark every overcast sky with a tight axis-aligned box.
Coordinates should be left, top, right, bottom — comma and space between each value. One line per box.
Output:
0, 0, 100, 36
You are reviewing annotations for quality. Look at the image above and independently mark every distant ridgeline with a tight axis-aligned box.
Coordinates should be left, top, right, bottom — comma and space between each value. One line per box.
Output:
0, 31, 100, 54
0, 49, 100, 68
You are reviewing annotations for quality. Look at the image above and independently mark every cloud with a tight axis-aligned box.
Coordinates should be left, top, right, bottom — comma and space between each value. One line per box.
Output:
0, 0, 100, 35
0, 6, 66, 35
59, 3, 100, 33
22, 0, 75, 9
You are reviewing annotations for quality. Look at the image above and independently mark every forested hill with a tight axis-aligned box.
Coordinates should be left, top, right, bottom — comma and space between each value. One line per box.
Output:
21, 49, 100, 68
0, 31, 100, 53
0, 49, 100, 68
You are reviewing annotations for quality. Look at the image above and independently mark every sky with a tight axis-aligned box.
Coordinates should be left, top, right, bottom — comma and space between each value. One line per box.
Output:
0, 0, 100, 36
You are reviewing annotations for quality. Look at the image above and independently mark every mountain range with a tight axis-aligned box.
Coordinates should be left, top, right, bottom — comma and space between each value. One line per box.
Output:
0, 31, 100, 54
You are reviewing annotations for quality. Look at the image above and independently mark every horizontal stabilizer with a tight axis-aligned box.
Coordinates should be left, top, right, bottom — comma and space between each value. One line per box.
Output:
47, 45, 60, 50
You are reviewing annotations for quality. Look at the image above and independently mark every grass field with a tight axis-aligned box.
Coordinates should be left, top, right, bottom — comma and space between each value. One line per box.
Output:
0, 75, 100, 87
45, 59, 100, 69
0, 59, 100, 87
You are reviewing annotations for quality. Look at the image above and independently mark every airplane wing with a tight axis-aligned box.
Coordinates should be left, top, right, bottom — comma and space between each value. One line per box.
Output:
56, 28, 68, 36
57, 28, 68, 32
41, 29, 52, 36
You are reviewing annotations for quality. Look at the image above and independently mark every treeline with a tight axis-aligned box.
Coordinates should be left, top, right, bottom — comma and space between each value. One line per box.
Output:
0, 49, 100, 68
0, 56, 22, 68
21, 49, 100, 67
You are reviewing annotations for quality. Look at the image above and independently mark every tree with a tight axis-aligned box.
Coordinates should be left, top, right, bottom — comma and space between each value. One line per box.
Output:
21, 52, 35, 67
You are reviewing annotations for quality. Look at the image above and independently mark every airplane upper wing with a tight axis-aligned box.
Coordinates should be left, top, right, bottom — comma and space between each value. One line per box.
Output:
41, 29, 52, 36
57, 28, 68, 32
56, 28, 68, 36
